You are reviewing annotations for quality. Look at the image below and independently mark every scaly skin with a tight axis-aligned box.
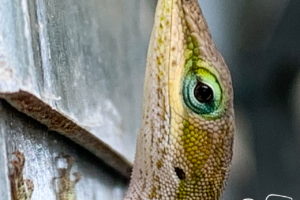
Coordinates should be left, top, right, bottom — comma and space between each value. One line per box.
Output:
9, 152, 34, 200
53, 154, 81, 200
125, 0, 234, 199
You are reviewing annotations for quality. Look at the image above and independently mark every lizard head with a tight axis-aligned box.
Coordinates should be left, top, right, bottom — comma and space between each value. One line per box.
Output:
168, 1, 235, 199
126, 0, 234, 199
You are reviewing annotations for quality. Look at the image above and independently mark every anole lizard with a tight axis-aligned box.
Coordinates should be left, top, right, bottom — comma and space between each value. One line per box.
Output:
125, 0, 234, 199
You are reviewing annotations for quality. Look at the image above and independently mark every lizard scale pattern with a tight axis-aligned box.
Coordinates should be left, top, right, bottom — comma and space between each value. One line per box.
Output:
125, 0, 234, 199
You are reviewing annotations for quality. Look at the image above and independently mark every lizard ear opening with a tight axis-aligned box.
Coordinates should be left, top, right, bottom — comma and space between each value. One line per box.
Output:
174, 167, 186, 180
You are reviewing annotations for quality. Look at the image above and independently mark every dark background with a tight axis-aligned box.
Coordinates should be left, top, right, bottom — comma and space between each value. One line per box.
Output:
200, 0, 300, 199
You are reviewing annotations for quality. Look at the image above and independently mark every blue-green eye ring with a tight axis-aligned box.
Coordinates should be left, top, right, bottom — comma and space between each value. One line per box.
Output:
182, 68, 223, 116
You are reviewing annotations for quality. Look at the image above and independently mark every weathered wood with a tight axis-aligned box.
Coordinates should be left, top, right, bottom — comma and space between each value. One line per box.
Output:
0, 0, 156, 176
0, 105, 10, 200
0, 100, 128, 200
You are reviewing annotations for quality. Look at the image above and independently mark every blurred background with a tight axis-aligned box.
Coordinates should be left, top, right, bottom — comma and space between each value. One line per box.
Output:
199, 0, 300, 199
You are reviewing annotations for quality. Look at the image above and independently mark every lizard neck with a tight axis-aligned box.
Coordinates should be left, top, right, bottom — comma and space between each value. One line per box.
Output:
125, 0, 234, 199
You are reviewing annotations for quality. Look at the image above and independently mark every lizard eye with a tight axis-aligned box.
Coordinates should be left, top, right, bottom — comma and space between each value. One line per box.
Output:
182, 68, 222, 116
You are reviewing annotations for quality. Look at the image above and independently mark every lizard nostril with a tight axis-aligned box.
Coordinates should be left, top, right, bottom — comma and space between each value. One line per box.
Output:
174, 167, 186, 180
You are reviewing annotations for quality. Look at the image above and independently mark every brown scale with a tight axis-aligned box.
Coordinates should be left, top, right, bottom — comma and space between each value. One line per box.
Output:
53, 154, 81, 200
9, 151, 34, 200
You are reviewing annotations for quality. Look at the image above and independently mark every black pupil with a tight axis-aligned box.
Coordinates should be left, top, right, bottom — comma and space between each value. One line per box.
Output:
194, 81, 213, 103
